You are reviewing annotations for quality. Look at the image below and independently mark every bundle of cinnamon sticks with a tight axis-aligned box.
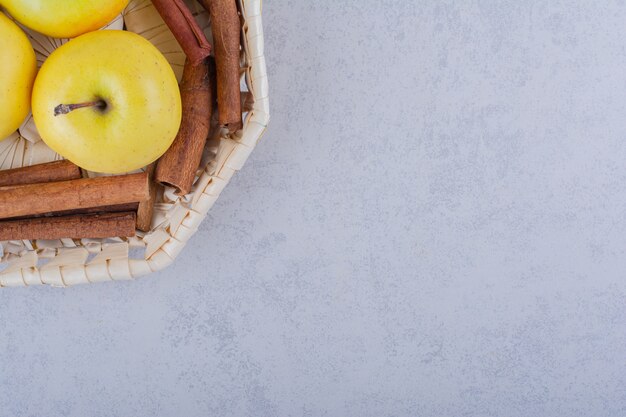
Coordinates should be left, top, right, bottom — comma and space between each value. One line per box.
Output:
0, 0, 244, 241
0, 161, 156, 240
153, 0, 243, 195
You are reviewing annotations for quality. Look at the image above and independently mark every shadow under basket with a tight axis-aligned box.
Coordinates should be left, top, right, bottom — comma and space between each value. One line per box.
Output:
0, 0, 269, 287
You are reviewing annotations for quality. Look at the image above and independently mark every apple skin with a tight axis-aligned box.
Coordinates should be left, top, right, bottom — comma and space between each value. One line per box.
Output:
1, 0, 128, 38
32, 30, 182, 174
0, 12, 37, 140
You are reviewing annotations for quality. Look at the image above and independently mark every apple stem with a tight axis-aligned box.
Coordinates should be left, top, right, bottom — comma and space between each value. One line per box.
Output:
54, 100, 107, 116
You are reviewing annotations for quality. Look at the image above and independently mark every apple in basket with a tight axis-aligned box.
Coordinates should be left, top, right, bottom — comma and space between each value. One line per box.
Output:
0, 12, 37, 140
0, 0, 129, 38
32, 30, 182, 174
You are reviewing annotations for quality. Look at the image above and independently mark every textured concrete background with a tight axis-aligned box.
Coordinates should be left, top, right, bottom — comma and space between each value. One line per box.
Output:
3, 1, 626, 416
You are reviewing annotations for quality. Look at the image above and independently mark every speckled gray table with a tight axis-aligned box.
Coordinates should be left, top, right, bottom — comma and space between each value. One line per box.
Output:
3, 1, 626, 416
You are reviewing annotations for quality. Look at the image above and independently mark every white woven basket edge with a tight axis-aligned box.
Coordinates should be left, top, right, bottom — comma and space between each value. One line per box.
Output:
0, 0, 269, 287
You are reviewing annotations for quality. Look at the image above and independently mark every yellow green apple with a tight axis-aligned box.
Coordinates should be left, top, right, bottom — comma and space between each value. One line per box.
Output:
1, 0, 128, 38
32, 30, 182, 174
0, 12, 37, 140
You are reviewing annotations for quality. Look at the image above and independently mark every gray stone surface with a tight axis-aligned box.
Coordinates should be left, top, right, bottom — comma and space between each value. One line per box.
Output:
2, 1, 626, 416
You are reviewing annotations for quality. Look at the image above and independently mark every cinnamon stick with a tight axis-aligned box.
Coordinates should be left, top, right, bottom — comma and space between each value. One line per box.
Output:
4, 203, 139, 225
0, 212, 137, 241
0, 160, 81, 187
0, 172, 149, 220
199, 0, 242, 131
19, 203, 139, 220
136, 164, 158, 231
151, 0, 212, 65
155, 58, 212, 195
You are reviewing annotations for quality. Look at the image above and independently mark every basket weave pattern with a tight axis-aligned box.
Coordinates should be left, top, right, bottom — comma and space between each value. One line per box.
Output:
0, 0, 268, 287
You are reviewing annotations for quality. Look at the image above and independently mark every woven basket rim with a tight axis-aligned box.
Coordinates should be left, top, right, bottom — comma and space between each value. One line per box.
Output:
0, 0, 269, 287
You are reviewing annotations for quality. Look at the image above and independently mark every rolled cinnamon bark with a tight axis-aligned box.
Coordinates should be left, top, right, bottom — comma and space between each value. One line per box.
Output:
7, 203, 139, 221
151, 0, 212, 65
0, 172, 149, 220
136, 164, 159, 231
199, 0, 242, 131
0, 160, 81, 187
0, 212, 137, 241
155, 58, 212, 195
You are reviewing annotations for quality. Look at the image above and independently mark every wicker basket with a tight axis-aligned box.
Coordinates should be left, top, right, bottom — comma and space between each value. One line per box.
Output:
0, 0, 269, 287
